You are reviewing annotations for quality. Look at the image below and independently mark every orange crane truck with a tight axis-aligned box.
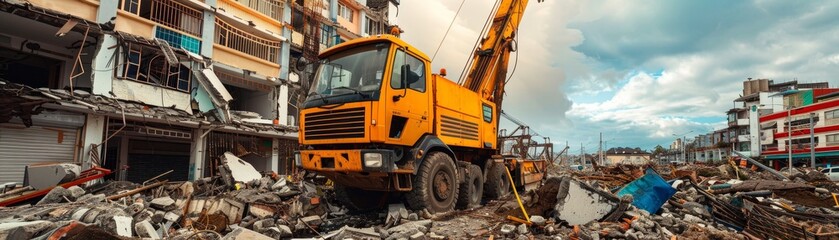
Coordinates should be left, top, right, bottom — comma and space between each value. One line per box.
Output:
295, 0, 544, 213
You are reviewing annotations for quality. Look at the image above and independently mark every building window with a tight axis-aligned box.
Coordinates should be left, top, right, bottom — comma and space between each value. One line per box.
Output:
155, 28, 201, 54
235, 0, 284, 22
826, 109, 839, 120
366, 16, 382, 35
120, 43, 192, 92
121, 0, 140, 14
214, 19, 281, 62
827, 134, 839, 146
338, 3, 353, 23
321, 24, 331, 46
785, 137, 818, 150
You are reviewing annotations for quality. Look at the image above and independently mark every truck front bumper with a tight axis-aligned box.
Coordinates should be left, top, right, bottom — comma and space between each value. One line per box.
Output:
296, 149, 398, 173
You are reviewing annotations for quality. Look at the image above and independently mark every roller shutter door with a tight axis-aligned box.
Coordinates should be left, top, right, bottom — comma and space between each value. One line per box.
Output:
0, 126, 79, 184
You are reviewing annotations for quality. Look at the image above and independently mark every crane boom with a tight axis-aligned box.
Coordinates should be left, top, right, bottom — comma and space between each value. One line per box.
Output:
460, 0, 530, 114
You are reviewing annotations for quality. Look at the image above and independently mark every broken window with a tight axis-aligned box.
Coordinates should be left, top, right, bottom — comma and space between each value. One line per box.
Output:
366, 16, 382, 35
120, 43, 192, 92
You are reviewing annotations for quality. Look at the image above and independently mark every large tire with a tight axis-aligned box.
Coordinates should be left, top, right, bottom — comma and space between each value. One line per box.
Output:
483, 162, 511, 199
456, 164, 484, 209
406, 152, 459, 213
334, 184, 388, 212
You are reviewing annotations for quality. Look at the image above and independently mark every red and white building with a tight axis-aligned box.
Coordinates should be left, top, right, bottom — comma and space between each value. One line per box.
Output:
759, 96, 839, 168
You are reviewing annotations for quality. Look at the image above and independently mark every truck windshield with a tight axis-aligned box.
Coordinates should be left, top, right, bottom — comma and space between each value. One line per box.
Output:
306, 43, 390, 107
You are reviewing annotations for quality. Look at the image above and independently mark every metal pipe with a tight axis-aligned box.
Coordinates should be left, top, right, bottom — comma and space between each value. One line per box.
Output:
731, 151, 789, 181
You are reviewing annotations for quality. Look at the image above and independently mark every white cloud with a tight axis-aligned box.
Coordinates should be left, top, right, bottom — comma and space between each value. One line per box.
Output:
400, 0, 839, 150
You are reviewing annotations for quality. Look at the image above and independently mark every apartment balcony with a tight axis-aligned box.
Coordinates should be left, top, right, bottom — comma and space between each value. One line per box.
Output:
116, 0, 204, 53
216, 0, 284, 34
29, 0, 99, 21
213, 18, 281, 78
737, 135, 750, 142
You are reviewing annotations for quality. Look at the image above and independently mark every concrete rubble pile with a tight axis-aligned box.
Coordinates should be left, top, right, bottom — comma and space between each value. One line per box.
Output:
0, 151, 449, 240
493, 162, 839, 239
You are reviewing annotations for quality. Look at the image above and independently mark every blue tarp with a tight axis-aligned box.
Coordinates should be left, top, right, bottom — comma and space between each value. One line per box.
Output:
617, 168, 677, 214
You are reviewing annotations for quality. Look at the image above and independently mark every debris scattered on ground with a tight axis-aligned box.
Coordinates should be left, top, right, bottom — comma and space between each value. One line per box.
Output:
1, 155, 837, 239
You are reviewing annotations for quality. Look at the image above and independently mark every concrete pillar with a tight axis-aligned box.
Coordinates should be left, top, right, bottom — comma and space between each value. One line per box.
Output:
189, 129, 206, 180
279, 1, 292, 80
90, 34, 117, 95
81, 114, 106, 169
278, 84, 289, 126
360, 10, 367, 36
95, 0, 118, 23
200, 0, 217, 57
118, 137, 129, 181
271, 139, 280, 173
330, 0, 338, 22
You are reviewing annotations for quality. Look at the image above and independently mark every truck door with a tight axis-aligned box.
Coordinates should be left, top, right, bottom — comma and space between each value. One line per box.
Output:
385, 48, 431, 146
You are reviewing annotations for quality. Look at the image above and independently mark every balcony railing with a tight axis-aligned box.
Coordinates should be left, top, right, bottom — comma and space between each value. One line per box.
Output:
120, 0, 204, 37
236, 0, 284, 22
149, 0, 203, 36
214, 18, 281, 62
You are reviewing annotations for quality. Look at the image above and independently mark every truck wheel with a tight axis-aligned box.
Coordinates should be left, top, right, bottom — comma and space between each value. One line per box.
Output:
334, 184, 387, 212
483, 162, 511, 199
456, 164, 484, 209
406, 152, 458, 213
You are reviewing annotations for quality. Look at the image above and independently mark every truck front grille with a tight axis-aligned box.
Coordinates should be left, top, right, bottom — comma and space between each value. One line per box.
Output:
304, 107, 366, 140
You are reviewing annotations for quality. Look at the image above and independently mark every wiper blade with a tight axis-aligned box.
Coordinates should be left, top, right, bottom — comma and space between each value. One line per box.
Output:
332, 86, 369, 97
308, 91, 328, 104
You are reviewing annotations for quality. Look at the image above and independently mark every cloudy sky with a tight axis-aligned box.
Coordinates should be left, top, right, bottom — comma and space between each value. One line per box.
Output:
398, 0, 839, 154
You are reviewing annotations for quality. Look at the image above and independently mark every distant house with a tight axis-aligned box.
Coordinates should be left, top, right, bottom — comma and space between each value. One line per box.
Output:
604, 147, 652, 166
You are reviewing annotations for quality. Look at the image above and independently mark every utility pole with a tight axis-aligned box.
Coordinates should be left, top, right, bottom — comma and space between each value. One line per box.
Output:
682, 136, 687, 163
581, 143, 584, 165
599, 132, 603, 166
810, 112, 815, 167
787, 107, 792, 174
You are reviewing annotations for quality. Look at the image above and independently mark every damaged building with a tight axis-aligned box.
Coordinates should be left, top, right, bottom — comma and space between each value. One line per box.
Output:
0, 0, 314, 184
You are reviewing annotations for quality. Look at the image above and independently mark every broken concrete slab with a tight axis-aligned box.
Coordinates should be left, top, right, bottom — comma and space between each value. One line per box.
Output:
66, 186, 86, 199
530, 215, 546, 226
387, 219, 432, 236
24, 163, 80, 190
387, 203, 408, 225
517, 224, 529, 235
270, 177, 290, 193
301, 215, 323, 226
150, 196, 176, 211
248, 204, 275, 219
554, 176, 619, 225
0, 220, 56, 239
113, 216, 133, 237
134, 220, 160, 239
251, 218, 274, 232
330, 225, 381, 239
221, 152, 262, 184
500, 224, 516, 234
36, 187, 70, 205
222, 227, 274, 240
409, 231, 425, 240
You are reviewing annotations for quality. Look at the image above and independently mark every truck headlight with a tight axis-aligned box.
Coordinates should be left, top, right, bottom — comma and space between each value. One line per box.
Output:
294, 153, 302, 167
363, 153, 383, 168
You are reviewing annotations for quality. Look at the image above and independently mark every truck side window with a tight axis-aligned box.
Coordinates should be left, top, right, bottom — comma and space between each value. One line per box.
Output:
390, 49, 426, 92
482, 104, 492, 123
